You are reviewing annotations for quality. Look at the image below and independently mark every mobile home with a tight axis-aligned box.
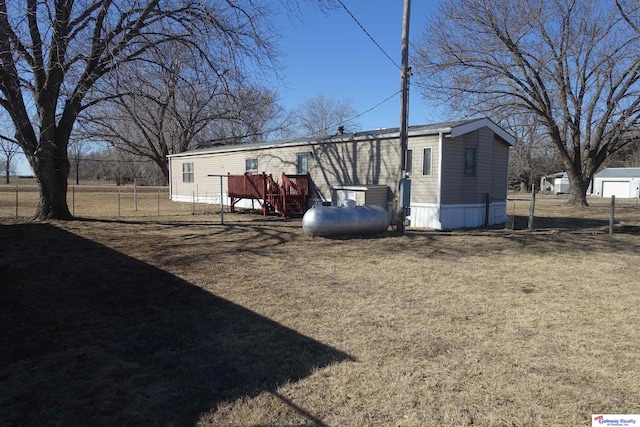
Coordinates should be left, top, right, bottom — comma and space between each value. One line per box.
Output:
167, 118, 514, 229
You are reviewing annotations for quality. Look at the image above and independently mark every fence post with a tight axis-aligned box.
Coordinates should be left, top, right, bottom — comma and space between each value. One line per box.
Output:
157, 189, 161, 216
484, 192, 490, 226
220, 176, 224, 225
609, 195, 615, 236
118, 187, 121, 217
528, 187, 536, 230
134, 178, 138, 211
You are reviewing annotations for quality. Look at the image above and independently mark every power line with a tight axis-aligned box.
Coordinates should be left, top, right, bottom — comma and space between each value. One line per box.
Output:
336, 0, 401, 70
343, 90, 400, 124
337, 4, 426, 91
294, 89, 401, 140
198, 90, 401, 145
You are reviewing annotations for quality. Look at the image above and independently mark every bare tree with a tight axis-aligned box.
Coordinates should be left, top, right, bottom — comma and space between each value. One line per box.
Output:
68, 136, 91, 186
0, 111, 19, 183
0, 0, 282, 219
507, 123, 565, 192
203, 86, 297, 146
79, 44, 225, 184
80, 40, 294, 185
0, 134, 19, 184
80, 146, 163, 185
607, 145, 640, 168
616, 0, 640, 33
295, 95, 360, 136
414, 0, 640, 206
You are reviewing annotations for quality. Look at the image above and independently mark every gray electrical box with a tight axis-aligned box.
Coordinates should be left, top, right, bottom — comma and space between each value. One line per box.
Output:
399, 178, 411, 208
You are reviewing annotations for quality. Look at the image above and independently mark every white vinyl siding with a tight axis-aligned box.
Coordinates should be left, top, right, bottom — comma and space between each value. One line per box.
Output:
405, 135, 438, 204
491, 137, 509, 199
169, 137, 401, 204
441, 129, 506, 206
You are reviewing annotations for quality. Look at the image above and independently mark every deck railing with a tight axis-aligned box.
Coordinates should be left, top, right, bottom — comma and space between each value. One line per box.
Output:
227, 173, 310, 218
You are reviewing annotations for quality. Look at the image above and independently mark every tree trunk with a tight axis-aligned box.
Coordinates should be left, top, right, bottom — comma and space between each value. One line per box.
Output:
566, 172, 589, 207
31, 147, 73, 220
4, 161, 9, 184
162, 162, 169, 186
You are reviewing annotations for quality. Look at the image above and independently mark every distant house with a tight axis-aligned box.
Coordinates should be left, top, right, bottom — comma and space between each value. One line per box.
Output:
167, 118, 515, 230
593, 168, 640, 198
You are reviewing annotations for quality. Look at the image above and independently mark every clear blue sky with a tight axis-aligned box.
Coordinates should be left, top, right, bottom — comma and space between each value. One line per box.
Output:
12, 1, 442, 176
275, 0, 443, 132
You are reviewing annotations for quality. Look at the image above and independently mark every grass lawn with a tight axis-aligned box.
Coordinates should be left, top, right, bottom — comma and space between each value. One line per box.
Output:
1, 191, 639, 426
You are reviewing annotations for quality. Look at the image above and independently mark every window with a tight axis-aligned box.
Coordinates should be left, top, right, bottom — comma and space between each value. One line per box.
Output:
405, 149, 413, 174
422, 147, 432, 176
246, 158, 258, 173
464, 147, 476, 176
182, 162, 194, 182
297, 153, 308, 174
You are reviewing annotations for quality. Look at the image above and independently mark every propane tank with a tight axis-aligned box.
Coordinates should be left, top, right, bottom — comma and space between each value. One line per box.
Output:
302, 202, 390, 237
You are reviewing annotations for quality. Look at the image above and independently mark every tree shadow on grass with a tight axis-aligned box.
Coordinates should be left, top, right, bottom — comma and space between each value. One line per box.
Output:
0, 223, 353, 426
74, 217, 305, 263
398, 219, 640, 258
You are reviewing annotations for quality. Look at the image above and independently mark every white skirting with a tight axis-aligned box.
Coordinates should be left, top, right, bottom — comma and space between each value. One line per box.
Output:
171, 193, 506, 230
408, 201, 507, 230
171, 193, 258, 210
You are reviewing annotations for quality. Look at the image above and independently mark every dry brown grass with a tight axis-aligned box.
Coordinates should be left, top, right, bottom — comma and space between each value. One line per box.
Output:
0, 183, 205, 218
1, 190, 640, 426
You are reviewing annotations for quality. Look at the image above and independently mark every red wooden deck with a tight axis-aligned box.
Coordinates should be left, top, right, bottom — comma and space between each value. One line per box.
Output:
227, 173, 310, 218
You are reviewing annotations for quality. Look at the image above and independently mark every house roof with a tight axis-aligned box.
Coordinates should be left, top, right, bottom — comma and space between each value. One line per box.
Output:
543, 172, 568, 179
595, 167, 640, 178
167, 117, 515, 159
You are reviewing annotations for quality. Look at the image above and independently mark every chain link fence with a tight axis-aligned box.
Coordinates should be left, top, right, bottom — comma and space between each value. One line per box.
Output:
506, 193, 640, 234
0, 183, 224, 220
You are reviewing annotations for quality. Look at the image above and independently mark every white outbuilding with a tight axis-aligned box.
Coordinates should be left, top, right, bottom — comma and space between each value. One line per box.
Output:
593, 168, 640, 198
540, 172, 570, 194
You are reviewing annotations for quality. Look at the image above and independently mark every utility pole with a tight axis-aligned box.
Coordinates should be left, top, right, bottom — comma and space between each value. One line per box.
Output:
397, 0, 411, 234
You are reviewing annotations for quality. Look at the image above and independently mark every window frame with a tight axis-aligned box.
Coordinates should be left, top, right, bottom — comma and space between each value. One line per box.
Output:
245, 158, 258, 173
297, 153, 308, 174
422, 147, 432, 176
464, 147, 476, 177
182, 162, 194, 183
